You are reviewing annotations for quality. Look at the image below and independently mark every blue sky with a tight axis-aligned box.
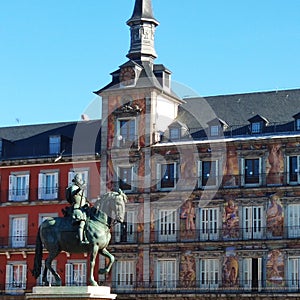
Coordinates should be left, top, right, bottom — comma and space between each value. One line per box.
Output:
0, 0, 300, 127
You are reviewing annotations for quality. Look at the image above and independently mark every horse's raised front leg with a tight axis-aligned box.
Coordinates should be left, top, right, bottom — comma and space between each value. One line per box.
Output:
89, 244, 99, 286
98, 248, 115, 275
44, 249, 61, 286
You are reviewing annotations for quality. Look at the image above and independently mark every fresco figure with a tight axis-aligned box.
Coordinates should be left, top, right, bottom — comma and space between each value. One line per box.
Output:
266, 194, 284, 237
180, 255, 196, 288
181, 200, 196, 232
267, 144, 284, 185
266, 249, 284, 287
222, 256, 239, 287
223, 199, 239, 239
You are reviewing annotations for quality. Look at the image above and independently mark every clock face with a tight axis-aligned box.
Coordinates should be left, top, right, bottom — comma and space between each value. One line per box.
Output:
120, 67, 136, 86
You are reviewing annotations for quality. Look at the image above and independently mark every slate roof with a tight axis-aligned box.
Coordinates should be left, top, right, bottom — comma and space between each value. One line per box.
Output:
179, 88, 300, 138
0, 120, 101, 160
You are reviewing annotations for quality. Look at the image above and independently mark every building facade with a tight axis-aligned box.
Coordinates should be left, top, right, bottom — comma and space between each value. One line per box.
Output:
1, 0, 300, 299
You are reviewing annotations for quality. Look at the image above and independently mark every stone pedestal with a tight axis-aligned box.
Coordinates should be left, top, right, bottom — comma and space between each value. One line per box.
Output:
26, 286, 117, 300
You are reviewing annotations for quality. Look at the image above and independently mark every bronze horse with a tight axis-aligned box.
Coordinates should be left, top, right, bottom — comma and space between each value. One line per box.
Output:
32, 189, 127, 286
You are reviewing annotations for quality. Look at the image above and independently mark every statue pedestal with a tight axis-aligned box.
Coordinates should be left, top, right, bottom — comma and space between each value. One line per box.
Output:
26, 286, 117, 300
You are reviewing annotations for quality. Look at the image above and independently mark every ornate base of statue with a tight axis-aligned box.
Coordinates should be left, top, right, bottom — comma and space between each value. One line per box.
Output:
26, 286, 117, 300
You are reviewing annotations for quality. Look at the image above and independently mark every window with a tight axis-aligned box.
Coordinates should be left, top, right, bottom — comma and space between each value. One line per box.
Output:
118, 118, 136, 147
159, 210, 177, 242
8, 174, 30, 201
198, 160, 218, 188
65, 261, 87, 286
242, 258, 262, 291
115, 211, 135, 243
288, 257, 300, 290
199, 208, 219, 241
297, 119, 300, 131
287, 156, 300, 184
243, 206, 263, 239
5, 263, 27, 292
10, 216, 27, 248
199, 259, 219, 289
210, 125, 219, 137
38, 172, 58, 200
118, 166, 133, 191
49, 135, 61, 155
251, 122, 261, 134
157, 259, 176, 291
169, 128, 180, 140
158, 163, 178, 189
288, 204, 300, 238
242, 158, 261, 186
115, 260, 135, 290
68, 170, 89, 197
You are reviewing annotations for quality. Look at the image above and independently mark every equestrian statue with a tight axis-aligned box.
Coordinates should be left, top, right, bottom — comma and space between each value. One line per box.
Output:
32, 173, 127, 286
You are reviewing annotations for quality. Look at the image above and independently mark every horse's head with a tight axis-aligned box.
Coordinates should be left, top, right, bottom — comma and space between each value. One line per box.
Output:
95, 189, 127, 224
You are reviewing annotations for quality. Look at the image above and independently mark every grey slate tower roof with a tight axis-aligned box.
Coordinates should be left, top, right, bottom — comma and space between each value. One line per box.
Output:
127, 0, 159, 25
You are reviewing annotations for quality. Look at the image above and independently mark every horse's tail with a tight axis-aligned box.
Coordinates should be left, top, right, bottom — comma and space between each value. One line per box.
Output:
32, 226, 43, 279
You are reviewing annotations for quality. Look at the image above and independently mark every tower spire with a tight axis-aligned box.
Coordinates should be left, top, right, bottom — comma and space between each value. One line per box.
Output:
126, 0, 159, 63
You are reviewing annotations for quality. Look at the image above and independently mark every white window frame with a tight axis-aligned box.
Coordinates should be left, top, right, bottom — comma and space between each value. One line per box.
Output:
115, 260, 135, 290
242, 206, 263, 239
8, 174, 30, 201
242, 258, 262, 291
158, 209, 177, 242
38, 171, 59, 200
169, 127, 180, 140
241, 157, 262, 187
10, 215, 27, 248
210, 125, 219, 137
296, 119, 300, 131
251, 122, 261, 134
65, 261, 87, 286
0, 138, 2, 158
5, 263, 27, 292
49, 135, 61, 155
288, 257, 300, 290
199, 208, 219, 241
287, 155, 300, 185
115, 210, 136, 243
157, 162, 178, 190
157, 259, 177, 291
198, 160, 219, 188
117, 118, 136, 147
199, 258, 219, 289
288, 204, 300, 238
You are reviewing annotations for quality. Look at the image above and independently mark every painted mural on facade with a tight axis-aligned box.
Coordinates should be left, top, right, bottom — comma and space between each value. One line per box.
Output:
222, 199, 239, 239
266, 249, 284, 287
223, 147, 239, 187
180, 200, 196, 240
266, 194, 284, 237
222, 248, 239, 288
179, 253, 196, 288
266, 144, 284, 185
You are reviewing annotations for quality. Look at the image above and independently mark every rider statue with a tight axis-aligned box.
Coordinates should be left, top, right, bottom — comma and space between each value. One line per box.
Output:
65, 173, 90, 245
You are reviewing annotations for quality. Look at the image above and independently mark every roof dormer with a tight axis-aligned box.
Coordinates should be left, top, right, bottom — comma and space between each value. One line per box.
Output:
207, 118, 228, 137
153, 64, 171, 91
248, 114, 269, 134
293, 112, 300, 131
167, 120, 188, 141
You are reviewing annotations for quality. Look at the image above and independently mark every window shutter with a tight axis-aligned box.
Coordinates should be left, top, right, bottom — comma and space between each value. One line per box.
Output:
68, 171, 75, 186
5, 264, 12, 290
22, 264, 27, 289
198, 161, 202, 188
25, 174, 30, 200
65, 263, 73, 286
8, 175, 16, 201
54, 173, 59, 199
240, 158, 245, 185
38, 173, 44, 200
114, 223, 121, 243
